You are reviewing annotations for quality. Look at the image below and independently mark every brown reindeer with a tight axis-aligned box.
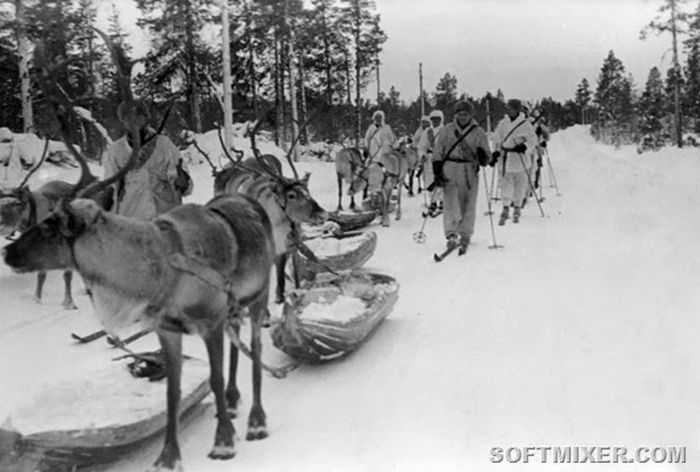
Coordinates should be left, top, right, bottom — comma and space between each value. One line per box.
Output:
334, 147, 368, 211
200, 122, 327, 304
347, 147, 408, 227
4, 36, 278, 471
0, 139, 112, 309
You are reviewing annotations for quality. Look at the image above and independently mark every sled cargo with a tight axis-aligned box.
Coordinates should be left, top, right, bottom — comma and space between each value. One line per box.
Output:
327, 209, 377, 232
297, 231, 377, 281
0, 358, 211, 470
271, 271, 399, 363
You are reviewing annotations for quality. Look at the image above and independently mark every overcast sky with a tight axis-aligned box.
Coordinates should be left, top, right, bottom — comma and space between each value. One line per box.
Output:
102, 0, 674, 104
376, 0, 672, 102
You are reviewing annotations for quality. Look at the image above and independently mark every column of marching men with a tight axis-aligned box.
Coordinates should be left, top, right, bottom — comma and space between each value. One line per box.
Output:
364, 98, 553, 257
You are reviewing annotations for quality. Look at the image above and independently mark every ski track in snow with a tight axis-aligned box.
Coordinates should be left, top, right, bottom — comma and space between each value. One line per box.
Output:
1, 125, 698, 471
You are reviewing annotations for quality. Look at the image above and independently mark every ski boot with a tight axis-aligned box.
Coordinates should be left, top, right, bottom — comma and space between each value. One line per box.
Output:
513, 207, 521, 224
458, 236, 470, 256
498, 207, 509, 226
446, 233, 460, 251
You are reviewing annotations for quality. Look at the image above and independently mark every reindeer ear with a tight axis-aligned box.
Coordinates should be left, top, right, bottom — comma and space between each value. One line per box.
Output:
301, 172, 311, 185
57, 200, 101, 237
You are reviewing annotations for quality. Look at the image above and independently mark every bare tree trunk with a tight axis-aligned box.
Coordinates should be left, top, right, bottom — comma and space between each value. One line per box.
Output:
246, 1, 258, 117
354, 4, 361, 147
344, 50, 351, 106
419, 62, 424, 117
376, 56, 380, 104
185, 2, 202, 133
15, 0, 33, 133
285, 0, 299, 161
221, 0, 233, 150
299, 51, 308, 144
274, 30, 283, 146
671, 0, 683, 147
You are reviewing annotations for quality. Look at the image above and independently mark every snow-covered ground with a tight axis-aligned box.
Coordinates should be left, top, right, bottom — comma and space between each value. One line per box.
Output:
1, 125, 699, 471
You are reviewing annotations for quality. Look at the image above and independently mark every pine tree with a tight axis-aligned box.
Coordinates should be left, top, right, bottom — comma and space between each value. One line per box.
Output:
135, 0, 216, 133
574, 78, 592, 124
641, 0, 690, 146
638, 66, 666, 136
683, 0, 700, 131
434, 72, 457, 112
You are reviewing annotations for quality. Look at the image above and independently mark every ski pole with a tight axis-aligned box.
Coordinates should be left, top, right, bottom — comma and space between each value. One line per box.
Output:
544, 148, 561, 196
413, 188, 437, 244
482, 169, 493, 216
486, 192, 503, 250
516, 151, 547, 217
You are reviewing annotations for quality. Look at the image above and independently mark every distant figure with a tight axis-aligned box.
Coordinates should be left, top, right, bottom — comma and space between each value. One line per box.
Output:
364, 110, 396, 162
422, 109, 445, 216
432, 100, 491, 255
104, 101, 192, 219
492, 99, 537, 225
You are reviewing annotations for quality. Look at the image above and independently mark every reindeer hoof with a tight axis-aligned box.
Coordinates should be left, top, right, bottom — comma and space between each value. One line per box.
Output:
246, 425, 268, 441
146, 461, 183, 472
63, 301, 78, 310
33, 295, 42, 304
208, 445, 236, 460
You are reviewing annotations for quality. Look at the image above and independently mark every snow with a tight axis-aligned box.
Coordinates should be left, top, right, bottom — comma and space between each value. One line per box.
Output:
299, 294, 367, 324
7, 358, 209, 435
1, 125, 699, 471
304, 232, 374, 258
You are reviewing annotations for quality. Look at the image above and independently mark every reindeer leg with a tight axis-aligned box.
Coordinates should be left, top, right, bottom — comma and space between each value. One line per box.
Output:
34, 271, 47, 304
150, 330, 183, 472
396, 181, 403, 221
247, 298, 268, 441
225, 324, 241, 418
380, 192, 390, 227
275, 253, 288, 304
336, 173, 343, 211
349, 194, 356, 211
204, 326, 236, 460
62, 270, 77, 310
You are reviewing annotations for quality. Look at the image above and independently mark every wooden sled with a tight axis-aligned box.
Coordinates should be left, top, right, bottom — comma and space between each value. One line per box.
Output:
296, 231, 377, 281
327, 209, 377, 232
271, 271, 399, 363
0, 358, 211, 470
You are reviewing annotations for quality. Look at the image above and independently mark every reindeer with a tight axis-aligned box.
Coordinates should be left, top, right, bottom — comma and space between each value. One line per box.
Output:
0, 138, 112, 309
196, 122, 327, 304
347, 146, 408, 227
4, 35, 279, 472
334, 147, 368, 211
400, 137, 422, 196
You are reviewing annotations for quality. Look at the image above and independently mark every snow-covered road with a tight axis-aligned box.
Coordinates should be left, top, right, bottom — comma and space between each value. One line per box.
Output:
1, 126, 698, 471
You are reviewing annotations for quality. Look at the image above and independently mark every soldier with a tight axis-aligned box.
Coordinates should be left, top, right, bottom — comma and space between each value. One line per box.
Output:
432, 100, 491, 255
422, 109, 445, 216
364, 109, 396, 161
492, 99, 537, 225
104, 101, 192, 219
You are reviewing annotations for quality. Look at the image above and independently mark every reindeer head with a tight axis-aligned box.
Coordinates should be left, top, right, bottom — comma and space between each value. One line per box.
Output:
0, 137, 51, 236
3, 199, 102, 273
0, 187, 32, 236
273, 172, 327, 225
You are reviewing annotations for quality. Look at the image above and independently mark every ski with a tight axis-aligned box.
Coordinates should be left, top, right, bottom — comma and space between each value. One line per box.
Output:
106, 329, 151, 347
71, 329, 107, 344
458, 244, 469, 256
433, 244, 459, 262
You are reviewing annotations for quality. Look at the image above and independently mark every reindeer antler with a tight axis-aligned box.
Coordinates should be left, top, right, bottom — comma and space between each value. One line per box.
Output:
33, 41, 97, 194
16, 137, 50, 190
283, 111, 319, 180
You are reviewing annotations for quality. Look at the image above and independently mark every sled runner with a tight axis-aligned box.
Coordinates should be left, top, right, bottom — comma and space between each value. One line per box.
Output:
297, 231, 378, 281
271, 271, 399, 363
327, 209, 378, 232
0, 358, 211, 470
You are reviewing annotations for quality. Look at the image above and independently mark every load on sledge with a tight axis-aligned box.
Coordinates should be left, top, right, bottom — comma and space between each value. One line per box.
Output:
326, 209, 377, 232
296, 230, 378, 281
271, 271, 399, 363
0, 359, 211, 470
